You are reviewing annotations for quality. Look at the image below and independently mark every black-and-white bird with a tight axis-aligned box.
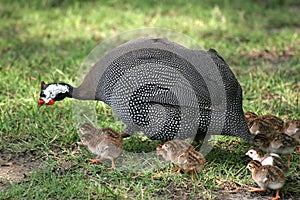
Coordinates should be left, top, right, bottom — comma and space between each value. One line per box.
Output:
38, 37, 251, 143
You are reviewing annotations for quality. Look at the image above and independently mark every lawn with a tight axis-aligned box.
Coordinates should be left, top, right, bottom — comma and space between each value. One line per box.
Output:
0, 0, 299, 199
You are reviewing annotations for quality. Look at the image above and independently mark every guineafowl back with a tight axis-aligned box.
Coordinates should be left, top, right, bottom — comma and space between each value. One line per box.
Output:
78, 37, 251, 142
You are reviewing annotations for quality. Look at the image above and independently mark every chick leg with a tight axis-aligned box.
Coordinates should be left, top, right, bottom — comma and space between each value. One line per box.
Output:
249, 187, 265, 192
110, 157, 116, 169
192, 168, 198, 178
271, 189, 280, 200
185, 169, 198, 178
172, 167, 182, 173
286, 154, 291, 165
89, 157, 105, 164
297, 147, 300, 153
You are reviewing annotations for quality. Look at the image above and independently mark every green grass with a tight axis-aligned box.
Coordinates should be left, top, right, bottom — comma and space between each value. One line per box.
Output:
0, 0, 299, 199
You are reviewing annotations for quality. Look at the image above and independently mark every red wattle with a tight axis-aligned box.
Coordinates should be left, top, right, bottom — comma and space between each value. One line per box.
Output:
38, 99, 45, 106
47, 99, 55, 105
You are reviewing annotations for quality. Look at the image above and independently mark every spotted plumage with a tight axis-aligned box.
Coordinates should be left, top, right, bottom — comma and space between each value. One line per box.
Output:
38, 37, 252, 143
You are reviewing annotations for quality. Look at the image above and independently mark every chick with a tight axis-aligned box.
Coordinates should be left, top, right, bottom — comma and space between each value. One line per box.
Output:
79, 122, 98, 134
244, 111, 258, 124
254, 133, 272, 151
270, 133, 297, 165
245, 148, 288, 173
254, 132, 297, 165
156, 139, 191, 163
282, 120, 300, 153
246, 160, 285, 200
177, 146, 206, 178
247, 114, 284, 135
259, 114, 284, 133
79, 122, 122, 141
248, 118, 276, 135
157, 139, 205, 177
79, 123, 122, 169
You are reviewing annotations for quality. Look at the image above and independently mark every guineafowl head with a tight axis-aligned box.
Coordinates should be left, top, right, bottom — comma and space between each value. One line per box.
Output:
38, 81, 73, 108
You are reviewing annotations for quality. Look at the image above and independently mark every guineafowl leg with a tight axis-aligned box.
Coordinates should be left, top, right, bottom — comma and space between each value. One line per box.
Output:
271, 189, 280, 200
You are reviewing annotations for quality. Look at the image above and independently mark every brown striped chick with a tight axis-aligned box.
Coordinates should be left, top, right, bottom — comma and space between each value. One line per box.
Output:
244, 111, 258, 124
156, 139, 192, 173
79, 123, 122, 169
246, 160, 285, 200
156, 139, 191, 162
245, 148, 288, 173
254, 133, 272, 152
78, 122, 98, 135
248, 118, 276, 135
254, 132, 297, 165
79, 122, 122, 142
270, 133, 297, 165
259, 114, 284, 133
248, 114, 284, 135
282, 120, 300, 153
177, 146, 206, 178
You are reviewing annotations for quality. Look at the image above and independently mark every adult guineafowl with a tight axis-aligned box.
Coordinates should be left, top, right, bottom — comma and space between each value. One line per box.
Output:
38, 37, 252, 143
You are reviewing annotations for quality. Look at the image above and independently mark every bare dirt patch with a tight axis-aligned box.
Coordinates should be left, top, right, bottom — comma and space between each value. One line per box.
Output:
0, 153, 44, 190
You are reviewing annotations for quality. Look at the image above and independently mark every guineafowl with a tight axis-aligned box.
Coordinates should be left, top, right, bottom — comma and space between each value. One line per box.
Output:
38, 37, 252, 143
